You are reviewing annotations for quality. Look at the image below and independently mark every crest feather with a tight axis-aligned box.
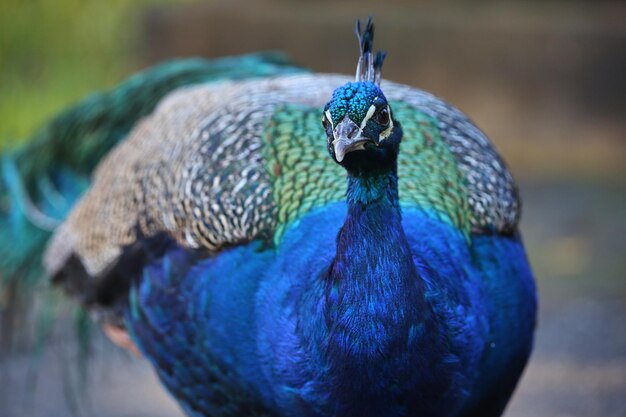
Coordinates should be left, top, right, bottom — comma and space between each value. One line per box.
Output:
355, 17, 386, 85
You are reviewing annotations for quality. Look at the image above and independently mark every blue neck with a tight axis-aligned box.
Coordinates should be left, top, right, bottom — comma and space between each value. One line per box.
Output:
345, 168, 400, 208
327, 168, 425, 347
306, 168, 435, 413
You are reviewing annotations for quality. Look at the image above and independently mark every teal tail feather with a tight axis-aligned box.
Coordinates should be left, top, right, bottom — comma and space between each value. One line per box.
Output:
0, 52, 305, 351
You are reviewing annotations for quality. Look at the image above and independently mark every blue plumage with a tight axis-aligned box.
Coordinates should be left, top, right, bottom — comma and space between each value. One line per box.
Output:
128, 195, 535, 416
124, 50, 536, 412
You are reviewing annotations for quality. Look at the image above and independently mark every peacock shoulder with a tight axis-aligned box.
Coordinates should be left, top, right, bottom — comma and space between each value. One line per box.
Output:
45, 74, 520, 282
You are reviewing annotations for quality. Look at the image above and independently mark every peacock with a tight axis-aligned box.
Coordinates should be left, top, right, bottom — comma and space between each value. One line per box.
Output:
1, 18, 537, 417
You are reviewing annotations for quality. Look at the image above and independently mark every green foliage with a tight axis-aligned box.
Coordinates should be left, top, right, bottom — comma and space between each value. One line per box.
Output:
0, 0, 188, 149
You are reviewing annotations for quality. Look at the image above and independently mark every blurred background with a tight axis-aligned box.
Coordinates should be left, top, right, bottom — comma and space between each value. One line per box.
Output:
1, 0, 625, 416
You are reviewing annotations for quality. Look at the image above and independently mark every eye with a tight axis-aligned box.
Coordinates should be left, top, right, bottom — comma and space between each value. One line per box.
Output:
373, 107, 390, 125
322, 116, 330, 130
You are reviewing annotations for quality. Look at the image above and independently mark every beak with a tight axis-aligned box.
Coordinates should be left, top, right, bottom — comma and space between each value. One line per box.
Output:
331, 116, 374, 162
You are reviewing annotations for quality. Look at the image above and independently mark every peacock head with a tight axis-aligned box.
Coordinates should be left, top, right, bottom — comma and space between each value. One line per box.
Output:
323, 18, 402, 174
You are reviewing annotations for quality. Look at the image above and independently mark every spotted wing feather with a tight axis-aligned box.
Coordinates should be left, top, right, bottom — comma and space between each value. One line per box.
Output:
45, 74, 520, 321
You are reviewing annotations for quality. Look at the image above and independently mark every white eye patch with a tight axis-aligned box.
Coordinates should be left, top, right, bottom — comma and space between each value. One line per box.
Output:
325, 110, 334, 128
360, 104, 377, 130
358, 103, 394, 141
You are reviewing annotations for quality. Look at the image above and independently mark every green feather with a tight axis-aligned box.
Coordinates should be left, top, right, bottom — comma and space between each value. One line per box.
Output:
263, 101, 471, 245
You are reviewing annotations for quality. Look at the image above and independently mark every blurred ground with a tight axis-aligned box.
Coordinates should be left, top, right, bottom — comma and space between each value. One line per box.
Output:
1, 1, 625, 416
506, 180, 626, 417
